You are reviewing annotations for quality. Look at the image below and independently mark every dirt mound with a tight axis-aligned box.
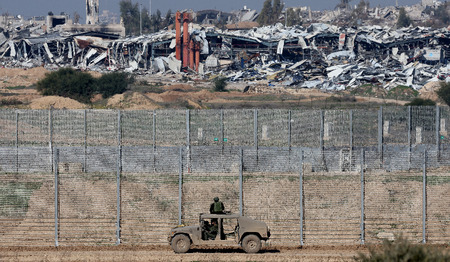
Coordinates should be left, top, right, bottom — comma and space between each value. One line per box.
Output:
0, 67, 48, 88
420, 81, 441, 102
106, 92, 161, 110
29, 96, 88, 109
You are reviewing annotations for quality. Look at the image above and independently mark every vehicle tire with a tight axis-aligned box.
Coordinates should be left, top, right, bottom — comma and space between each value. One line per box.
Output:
171, 234, 191, 253
241, 234, 261, 253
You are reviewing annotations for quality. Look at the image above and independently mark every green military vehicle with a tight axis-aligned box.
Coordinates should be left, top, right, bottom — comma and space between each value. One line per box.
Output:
168, 213, 271, 253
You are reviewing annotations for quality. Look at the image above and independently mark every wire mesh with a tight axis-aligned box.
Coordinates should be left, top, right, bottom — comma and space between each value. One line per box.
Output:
323, 110, 351, 147
121, 110, 154, 146
223, 109, 254, 146
290, 110, 321, 148
364, 169, 423, 243
0, 169, 54, 246
243, 172, 300, 246
52, 110, 85, 147
0, 109, 16, 147
189, 110, 221, 146
302, 151, 361, 245
257, 109, 289, 147
57, 147, 117, 246
155, 110, 185, 146
0, 108, 449, 246
353, 109, 378, 147
383, 107, 408, 145
18, 109, 49, 147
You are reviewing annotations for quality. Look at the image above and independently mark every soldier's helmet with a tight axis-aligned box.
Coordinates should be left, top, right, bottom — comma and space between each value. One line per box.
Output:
214, 197, 219, 202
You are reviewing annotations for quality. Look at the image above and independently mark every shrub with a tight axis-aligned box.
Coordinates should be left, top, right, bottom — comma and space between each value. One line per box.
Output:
36, 68, 96, 104
213, 77, 227, 92
36, 68, 133, 103
356, 235, 450, 262
436, 82, 450, 106
405, 98, 436, 106
95, 72, 134, 98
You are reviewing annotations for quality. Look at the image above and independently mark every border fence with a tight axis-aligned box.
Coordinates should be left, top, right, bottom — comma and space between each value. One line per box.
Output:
0, 107, 449, 247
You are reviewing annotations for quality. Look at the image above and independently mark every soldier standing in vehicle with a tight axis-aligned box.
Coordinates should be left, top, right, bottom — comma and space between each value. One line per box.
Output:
210, 197, 225, 214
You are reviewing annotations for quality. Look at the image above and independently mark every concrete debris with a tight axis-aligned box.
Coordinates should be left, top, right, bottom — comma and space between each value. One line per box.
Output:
1, 2, 450, 93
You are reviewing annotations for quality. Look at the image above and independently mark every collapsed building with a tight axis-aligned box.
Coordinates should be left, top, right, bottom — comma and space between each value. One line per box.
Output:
1, 2, 450, 92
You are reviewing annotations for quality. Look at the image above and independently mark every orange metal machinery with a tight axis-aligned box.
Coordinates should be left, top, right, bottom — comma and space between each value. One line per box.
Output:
174, 11, 201, 72
175, 11, 182, 61
182, 13, 190, 68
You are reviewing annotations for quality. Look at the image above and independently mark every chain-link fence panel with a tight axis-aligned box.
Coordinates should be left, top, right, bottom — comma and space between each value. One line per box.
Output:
411, 106, 437, 146
243, 147, 300, 173
223, 109, 254, 146
121, 110, 154, 146
86, 110, 118, 146
364, 169, 423, 243
353, 109, 378, 147
155, 110, 186, 146
303, 151, 361, 245
0, 168, 54, 246
121, 172, 179, 244
383, 107, 408, 145
291, 110, 321, 148
18, 110, 49, 147
426, 168, 450, 243
182, 147, 240, 225
257, 109, 289, 147
440, 107, 450, 145
52, 110, 85, 147
243, 172, 300, 246
57, 148, 117, 246
0, 109, 16, 146
189, 110, 221, 146
324, 110, 351, 147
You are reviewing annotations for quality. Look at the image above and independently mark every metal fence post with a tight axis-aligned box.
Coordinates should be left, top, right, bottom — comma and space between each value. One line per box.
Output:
436, 106, 440, 160
15, 110, 19, 173
360, 149, 365, 245
49, 108, 53, 173
378, 106, 383, 167
350, 110, 353, 170
299, 149, 304, 246
254, 109, 258, 151
288, 110, 292, 150
350, 110, 353, 150
116, 110, 122, 245
221, 109, 224, 150
408, 106, 411, 167
186, 109, 191, 173
152, 110, 156, 172
54, 148, 59, 247
83, 109, 87, 173
320, 110, 324, 151
239, 147, 243, 216
178, 147, 183, 225
423, 149, 427, 244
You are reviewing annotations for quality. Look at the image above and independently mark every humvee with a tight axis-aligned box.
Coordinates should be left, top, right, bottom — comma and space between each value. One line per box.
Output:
168, 213, 271, 253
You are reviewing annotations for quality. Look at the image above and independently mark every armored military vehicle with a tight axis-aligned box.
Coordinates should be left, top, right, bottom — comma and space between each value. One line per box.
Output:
168, 213, 271, 253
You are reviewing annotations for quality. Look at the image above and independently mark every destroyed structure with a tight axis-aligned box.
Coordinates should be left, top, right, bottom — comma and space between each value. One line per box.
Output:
86, 0, 100, 25
1, 2, 450, 92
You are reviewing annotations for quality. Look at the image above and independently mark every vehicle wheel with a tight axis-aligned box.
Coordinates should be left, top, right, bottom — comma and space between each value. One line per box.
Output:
241, 234, 261, 253
171, 234, 191, 253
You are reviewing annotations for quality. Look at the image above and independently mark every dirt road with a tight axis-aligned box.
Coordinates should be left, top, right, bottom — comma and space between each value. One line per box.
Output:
0, 245, 368, 261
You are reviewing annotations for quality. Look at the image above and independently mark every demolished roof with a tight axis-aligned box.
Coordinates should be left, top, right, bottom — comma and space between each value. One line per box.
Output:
1, 17, 450, 93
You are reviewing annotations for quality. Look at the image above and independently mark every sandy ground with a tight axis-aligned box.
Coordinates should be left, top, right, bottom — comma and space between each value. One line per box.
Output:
0, 67, 439, 110
0, 245, 370, 262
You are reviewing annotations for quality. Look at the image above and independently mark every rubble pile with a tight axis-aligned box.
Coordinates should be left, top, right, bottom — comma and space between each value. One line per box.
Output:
1, 5, 450, 93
